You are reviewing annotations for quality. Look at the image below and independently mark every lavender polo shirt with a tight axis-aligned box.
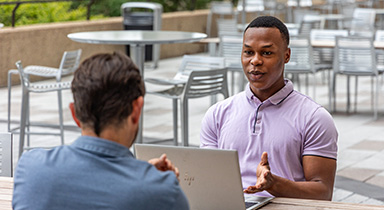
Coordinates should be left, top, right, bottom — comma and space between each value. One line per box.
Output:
200, 80, 338, 197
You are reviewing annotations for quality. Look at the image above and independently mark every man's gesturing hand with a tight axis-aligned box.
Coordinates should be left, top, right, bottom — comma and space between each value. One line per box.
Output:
244, 152, 274, 193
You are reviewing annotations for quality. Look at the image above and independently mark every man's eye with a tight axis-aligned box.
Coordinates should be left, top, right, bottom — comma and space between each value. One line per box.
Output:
263, 51, 272, 55
244, 50, 254, 55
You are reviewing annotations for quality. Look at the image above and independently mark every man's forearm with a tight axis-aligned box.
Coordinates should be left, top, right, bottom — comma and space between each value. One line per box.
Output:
267, 174, 333, 200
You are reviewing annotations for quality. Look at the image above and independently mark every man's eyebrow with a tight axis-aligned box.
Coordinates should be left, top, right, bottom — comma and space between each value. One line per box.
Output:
243, 43, 274, 48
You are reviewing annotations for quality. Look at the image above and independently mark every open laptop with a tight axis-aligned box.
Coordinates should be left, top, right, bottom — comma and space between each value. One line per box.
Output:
134, 144, 273, 210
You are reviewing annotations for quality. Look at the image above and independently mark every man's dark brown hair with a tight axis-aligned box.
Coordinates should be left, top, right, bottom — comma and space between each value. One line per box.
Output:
71, 52, 145, 136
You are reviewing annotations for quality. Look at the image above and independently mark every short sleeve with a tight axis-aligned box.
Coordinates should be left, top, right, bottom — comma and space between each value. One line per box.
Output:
303, 107, 338, 159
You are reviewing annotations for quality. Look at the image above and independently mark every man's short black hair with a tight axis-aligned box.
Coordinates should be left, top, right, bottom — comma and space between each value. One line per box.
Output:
244, 16, 290, 46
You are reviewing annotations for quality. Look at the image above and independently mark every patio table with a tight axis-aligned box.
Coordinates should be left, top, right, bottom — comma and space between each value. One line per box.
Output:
67, 30, 207, 144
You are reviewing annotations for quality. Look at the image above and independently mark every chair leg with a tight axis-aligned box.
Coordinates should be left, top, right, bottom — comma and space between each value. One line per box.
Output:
354, 76, 358, 113
313, 73, 316, 101
180, 98, 189, 147
305, 73, 309, 95
374, 75, 379, 120
332, 73, 337, 112
371, 76, 374, 112
347, 75, 350, 114
172, 98, 178, 146
7, 71, 14, 132
296, 74, 301, 92
57, 90, 65, 145
231, 71, 235, 95
19, 88, 29, 158
26, 91, 31, 147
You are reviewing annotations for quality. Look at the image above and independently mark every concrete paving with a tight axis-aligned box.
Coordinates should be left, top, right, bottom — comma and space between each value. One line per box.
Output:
1, 54, 384, 205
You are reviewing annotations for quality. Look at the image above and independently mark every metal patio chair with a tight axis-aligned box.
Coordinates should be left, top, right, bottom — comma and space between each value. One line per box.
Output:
285, 35, 317, 99
218, 34, 245, 95
8, 49, 82, 135
145, 55, 226, 146
14, 61, 73, 157
206, 1, 237, 37
331, 35, 382, 119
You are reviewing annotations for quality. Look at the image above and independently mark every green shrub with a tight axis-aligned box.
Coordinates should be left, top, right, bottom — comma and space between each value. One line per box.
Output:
0, 1, 102, 26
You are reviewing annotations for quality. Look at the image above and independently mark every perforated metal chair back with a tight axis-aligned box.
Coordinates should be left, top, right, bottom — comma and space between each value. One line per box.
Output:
206, 1, 236, 37
173, 55, 226, 81
298, 15, 322, 36
219, 34, 245, 94
287, 0, 312, 7
310, 29, 348, 67
285, 35, 315, 74
237, 0, 264, 12
210, 1, 235, 14
182, 68, 229, 99
350, 8, 376, 37
180, 68, 228, 146
375, 30, 384, 71
219, 34, 243, 69
57, 49, 82, 81
216, 19, 240, 36
0, 133, 13, 177
334, 36, 377, 75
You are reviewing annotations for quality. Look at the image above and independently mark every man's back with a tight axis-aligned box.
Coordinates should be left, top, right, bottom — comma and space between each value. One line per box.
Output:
12, 136, 189, 210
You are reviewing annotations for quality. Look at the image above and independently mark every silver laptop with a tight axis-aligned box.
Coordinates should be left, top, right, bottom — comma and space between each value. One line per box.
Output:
134, 144, 273, 210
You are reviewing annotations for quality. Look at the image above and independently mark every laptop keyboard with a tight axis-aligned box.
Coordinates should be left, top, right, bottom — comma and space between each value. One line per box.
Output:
245, 201, 260, 208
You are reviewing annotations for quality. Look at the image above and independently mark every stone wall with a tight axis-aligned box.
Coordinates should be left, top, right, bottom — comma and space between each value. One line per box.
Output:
0, 10, 209, 87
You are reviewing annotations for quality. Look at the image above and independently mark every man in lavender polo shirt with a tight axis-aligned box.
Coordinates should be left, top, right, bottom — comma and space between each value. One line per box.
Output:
200, 16, 338, 200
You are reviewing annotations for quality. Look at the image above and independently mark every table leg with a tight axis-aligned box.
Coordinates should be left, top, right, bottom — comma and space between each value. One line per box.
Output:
130, 44, 145, 144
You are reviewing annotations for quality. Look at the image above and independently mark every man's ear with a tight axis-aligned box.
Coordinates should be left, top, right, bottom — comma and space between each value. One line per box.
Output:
69, 102, 81, 128
284, 48, 291, 64
131, 96, 144, 124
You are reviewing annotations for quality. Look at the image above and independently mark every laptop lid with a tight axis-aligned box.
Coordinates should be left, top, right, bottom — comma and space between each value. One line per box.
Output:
134, 144, 272, 210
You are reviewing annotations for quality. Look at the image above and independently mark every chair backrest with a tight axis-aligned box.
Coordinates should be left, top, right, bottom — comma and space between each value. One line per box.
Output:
285, 35, 315, 73
182, 68, 229, 100
287, 0, 312, 7
310, 29, 349, 41
310, 29, 349, 64
237, 0, 264, 12
375, 30, 384, 68
0, 133, 13, 177
216, 19, 240, 36
15, 61, 30, 88
57, 49, 82, 81
375, 30, 384, 42
350, 8, 376, 35
263, 0, 278, 10
219, 34, 243, 69
299, 15, 322, 36
333, 35, 377, 75
173, 55, 226, 81
210, 1, 235, 15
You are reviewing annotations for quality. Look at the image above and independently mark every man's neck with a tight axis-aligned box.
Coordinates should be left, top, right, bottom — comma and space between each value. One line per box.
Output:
81, 127, 133, 148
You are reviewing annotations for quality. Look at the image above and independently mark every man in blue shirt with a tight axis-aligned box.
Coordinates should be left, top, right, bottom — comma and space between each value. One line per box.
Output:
12, 52, 189, 210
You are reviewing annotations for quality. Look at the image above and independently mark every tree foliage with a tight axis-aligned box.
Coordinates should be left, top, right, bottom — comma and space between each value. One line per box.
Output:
0, 0, 100, 26
0, 0, 235, 27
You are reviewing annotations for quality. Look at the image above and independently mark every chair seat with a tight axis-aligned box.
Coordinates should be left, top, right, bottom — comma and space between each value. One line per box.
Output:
147, 86, 184, 99
145, 78, 186, 86
29, 81, 72, 93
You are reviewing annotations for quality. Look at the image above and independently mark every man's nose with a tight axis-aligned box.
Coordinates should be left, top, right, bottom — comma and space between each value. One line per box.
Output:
250, 54, 262, 66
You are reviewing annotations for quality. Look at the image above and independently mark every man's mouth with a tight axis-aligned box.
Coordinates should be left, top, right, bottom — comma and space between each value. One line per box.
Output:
248, 71, 265, 80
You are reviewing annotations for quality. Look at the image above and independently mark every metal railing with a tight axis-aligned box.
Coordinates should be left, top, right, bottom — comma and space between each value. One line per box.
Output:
0, 0, 95, 27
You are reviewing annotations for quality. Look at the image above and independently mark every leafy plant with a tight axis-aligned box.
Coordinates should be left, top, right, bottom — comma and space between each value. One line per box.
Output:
0, 0, 101, 26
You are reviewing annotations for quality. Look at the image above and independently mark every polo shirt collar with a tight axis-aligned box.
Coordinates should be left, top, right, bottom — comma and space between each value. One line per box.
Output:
70, 135, 133, 158
245, 79, 294, 105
